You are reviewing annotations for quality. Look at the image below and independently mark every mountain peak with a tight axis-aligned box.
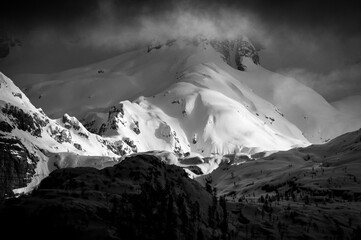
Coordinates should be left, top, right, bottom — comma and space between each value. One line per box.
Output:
147, 35, 260, 71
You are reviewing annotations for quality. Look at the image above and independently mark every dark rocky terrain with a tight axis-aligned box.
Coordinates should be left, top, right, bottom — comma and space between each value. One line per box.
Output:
1, 146, 361, 239
0, 155, 229, 240
0, 136, 38, 197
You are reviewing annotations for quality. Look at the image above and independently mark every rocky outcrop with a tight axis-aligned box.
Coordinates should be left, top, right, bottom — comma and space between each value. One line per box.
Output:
48, 125, 72, 143
62, 113, 80, 130
0, 121, 12, 133
210, 38, 260, 71
145, 36, 260, 72
82, 104, 126, 134
131, 120, 140, 134
108, 104, 125, 130
97, 138, 134, 156
124, 138, 138, 153
1, 104, 48, 137
0, 136, 38, 198
73, 143, 82, 151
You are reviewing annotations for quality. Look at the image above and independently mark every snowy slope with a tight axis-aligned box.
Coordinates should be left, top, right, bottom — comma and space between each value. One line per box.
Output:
224, 60, 361, 143
0, 73, 138, 194
12, 37, 310, 157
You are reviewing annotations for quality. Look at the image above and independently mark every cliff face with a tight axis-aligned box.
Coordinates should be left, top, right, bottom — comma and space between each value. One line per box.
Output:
0, 136, 38, 198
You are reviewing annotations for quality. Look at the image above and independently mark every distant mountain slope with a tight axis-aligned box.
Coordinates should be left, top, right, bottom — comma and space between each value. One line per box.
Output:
227, 64, 361, 143
206, 128, 361, 201
332, 95, 361, 119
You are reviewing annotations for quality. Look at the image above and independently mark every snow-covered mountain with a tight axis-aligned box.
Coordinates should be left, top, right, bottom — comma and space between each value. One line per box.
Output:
12, 37, 311, 156
2, 35, 361, 195
13, 36, 360, 146
0, 73, 140, 196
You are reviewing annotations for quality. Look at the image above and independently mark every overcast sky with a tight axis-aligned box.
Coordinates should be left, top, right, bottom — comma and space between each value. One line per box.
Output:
1, 0, 360, 102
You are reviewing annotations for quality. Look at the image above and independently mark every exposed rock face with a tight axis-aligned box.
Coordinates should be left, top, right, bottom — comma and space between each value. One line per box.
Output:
82, 104, 126, 134
62, 113, 80, 130
145, 36, 260, 72
73, 143, 82, 150
131, 120, 140, 134
0, 121, 12, 132
48, 125, 72, 143
1, 104, 48, 137
97, 138, 134, 156
210, 38, 260, 71
124, 138, 138, 153
82, 104, 139, 155
0, 137, 38, 198
108, 104, 125, 130
0, 155, 228, 240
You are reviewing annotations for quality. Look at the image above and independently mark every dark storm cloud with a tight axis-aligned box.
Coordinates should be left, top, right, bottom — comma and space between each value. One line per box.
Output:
1, 1, 359, 45
2, 0, 359, 39
0, 0, 262, 73
1, 0, 360, 101
279, 61, 361, 102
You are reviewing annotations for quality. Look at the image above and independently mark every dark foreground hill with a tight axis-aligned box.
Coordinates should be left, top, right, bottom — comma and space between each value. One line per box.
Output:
0, 154, 229, 240
1, 152, 361, 240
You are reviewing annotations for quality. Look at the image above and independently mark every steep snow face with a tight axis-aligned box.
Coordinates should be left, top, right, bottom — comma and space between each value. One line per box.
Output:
223, 60, 361, 143
140, 62, 308, 155
80, 57, 308, 156
0, 73, 136, 195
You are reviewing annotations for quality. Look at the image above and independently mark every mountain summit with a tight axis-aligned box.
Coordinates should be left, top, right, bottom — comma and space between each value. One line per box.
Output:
147, 35, 260, 71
